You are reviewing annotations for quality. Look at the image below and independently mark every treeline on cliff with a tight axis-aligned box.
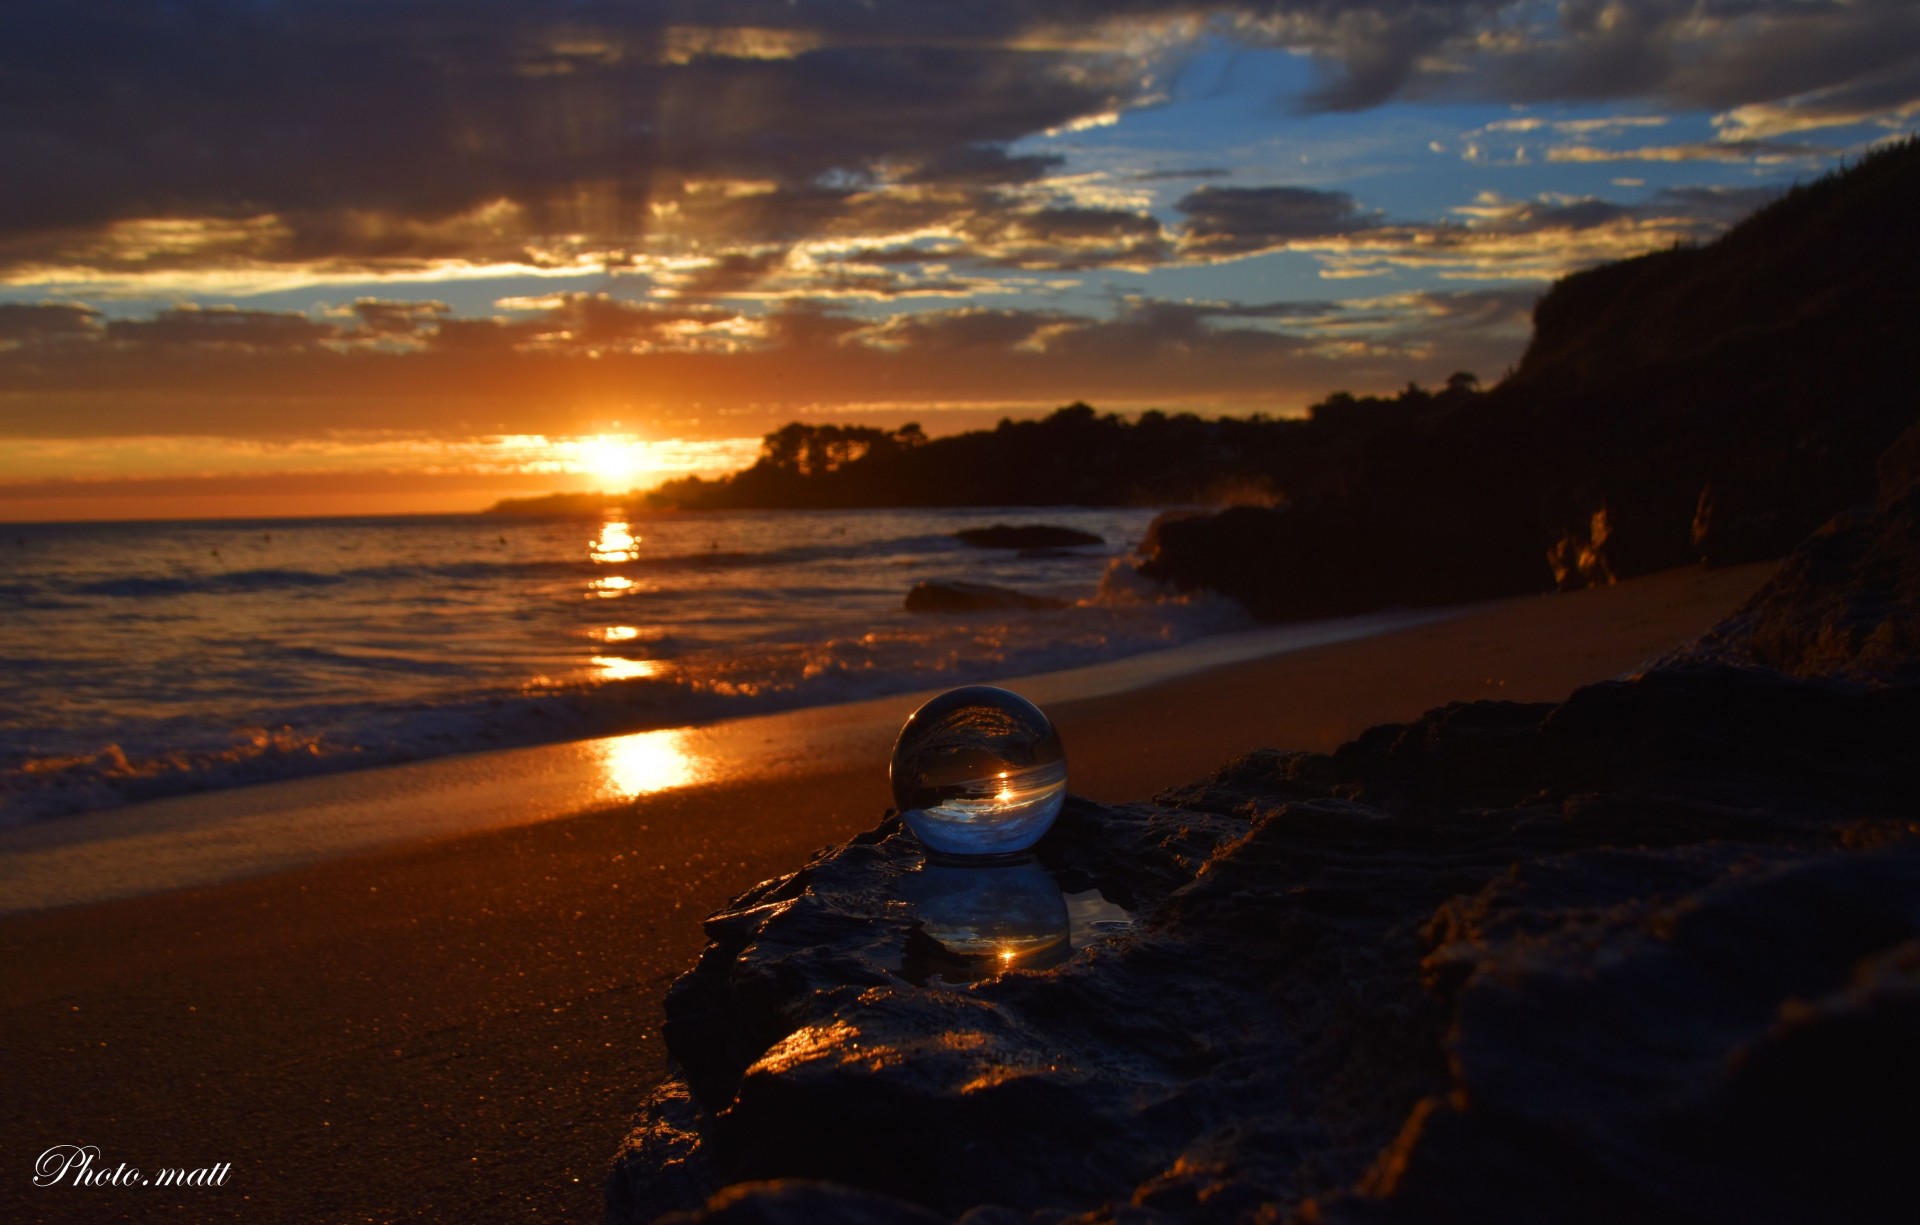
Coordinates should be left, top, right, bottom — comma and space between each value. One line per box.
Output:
627, 381, 1484, 512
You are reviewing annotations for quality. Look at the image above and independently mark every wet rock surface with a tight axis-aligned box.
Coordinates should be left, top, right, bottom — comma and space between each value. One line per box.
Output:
613, 461, 1920, 1225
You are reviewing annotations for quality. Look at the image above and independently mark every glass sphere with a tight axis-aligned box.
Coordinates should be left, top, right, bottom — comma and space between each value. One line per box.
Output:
890, 685, 1067, 859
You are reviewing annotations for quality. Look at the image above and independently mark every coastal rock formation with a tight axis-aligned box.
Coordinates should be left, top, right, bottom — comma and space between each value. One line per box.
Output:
611, 449, 1920, 1224
1140, 141, 1920, 622
954, 525, 1103, 550
1669, 418, 1920, 687
904, 581, 1070, 613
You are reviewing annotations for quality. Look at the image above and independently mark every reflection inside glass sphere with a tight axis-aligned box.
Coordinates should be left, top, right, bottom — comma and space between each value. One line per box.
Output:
890, 685, 1067, 859
900, 856, 1072, 984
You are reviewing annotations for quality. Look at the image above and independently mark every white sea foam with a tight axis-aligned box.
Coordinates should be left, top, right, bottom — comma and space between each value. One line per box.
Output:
1, 506, 1246, 825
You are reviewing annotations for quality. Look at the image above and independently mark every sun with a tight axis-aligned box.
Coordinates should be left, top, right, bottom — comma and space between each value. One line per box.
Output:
578, 434, 647, 492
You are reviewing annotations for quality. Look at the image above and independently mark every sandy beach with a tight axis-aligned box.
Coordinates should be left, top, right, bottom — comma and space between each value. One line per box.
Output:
0, 561, 1774, 1225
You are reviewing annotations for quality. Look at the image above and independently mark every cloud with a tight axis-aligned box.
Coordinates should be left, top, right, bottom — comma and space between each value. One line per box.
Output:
1383, 0, 1920, 116
1642, 184, 1786, 226
897, 145, 1066, 187
1176, 185, 1378, 258
1127, 166, 1233, 182
957, 204, 1170, 269
1712, 58, 1920, 140
1483, 115, 1669, 135
0, 2, 1166, 290
1546, 139, 1828, 164
1290, 188, 1761, 281
0, 286, 1546, 439
0, 302, 101, 343
4, 1, 1910, 294
348, 299, 453, 339
103, 306, 340, 349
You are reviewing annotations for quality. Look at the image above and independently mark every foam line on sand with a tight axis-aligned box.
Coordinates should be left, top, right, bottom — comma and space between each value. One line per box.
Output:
0, 608, 1449, 913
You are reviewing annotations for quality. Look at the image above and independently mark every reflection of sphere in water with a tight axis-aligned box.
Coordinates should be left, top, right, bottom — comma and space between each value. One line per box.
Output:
890, 685, 1067, 858
903, 857, 1071, 979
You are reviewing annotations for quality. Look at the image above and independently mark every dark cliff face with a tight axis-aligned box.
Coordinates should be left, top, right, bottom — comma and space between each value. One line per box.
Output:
1666, 417, 1920, 687
607, 439, 1920, 1225
1142, 140, 1920, 622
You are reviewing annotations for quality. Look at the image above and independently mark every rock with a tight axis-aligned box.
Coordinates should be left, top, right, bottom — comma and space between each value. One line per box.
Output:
656, 1182, 946, 1225
1136, 144, 1920, 621
1667, 415, 1920, 686
611, 424, 1920, 1224
1136, 508, 1212, 559
954, 525, 1103, 550
610, 673, 1918, 1223
904, 581, 1070, 613
1137, 500, 1543, 621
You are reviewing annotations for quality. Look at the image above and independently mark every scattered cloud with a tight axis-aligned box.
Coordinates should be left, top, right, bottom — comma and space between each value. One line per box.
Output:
2, 1, 1911, 294
1291, 189, 1764, 282
1176, 186, 1379, 259
1713, 60, 1920, 140
0, 286, 1544, 439
0, 302, 101, 344
1546, 139, 1828, 164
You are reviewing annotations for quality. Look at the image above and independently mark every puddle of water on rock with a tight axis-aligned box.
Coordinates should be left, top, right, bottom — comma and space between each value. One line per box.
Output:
1065, 888, 1136, 950
896, 858, 1136, 985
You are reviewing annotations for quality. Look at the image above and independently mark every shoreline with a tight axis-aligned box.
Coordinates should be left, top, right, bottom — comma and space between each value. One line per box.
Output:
0, 561, 1777, 1225
0, 605, 1450, 915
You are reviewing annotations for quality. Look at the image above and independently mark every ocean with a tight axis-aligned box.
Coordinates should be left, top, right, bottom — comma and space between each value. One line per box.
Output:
0, 506, 1244, 826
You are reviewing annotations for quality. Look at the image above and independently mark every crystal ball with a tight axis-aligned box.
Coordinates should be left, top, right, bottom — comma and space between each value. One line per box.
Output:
890, 685, 1067, 859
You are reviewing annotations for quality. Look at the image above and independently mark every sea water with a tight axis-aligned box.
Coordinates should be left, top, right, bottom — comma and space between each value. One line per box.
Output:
0, 506, 1243, 825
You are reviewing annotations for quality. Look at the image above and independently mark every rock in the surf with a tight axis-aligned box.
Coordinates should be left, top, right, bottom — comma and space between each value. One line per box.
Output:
903, 581, 1070, 613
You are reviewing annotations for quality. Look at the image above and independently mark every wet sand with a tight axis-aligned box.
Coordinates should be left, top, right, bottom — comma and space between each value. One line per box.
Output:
0, 562, 1773, 1224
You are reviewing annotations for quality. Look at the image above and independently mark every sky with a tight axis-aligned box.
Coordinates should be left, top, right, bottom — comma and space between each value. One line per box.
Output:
2, 1, 1916, 520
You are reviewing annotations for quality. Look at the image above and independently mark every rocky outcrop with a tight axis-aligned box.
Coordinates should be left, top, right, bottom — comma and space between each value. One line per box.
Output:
904, 581, 1070, 613
954, 525, 1103, 550
1667, 418, 1920, 686
611, 658, 1917, 1224
1141, 141, 1920, 621
1138, 500, 1544, 621
612, 411, 1920, 1225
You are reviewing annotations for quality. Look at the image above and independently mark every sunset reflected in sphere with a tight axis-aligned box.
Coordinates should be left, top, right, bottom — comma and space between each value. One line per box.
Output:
902, 857, 1071, 982
890, 685, 1066, 859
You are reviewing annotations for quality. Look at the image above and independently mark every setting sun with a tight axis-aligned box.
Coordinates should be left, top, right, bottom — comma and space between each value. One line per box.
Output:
578, 434, 648, 492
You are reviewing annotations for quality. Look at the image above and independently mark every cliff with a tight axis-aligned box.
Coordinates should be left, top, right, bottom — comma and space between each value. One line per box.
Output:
1142, 139, 1920, 620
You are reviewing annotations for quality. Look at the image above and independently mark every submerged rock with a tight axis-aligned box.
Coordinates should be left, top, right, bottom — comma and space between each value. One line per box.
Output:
612, 447, 1920, 1224
954, 525, 1103, 550
903, 581, 1070, 613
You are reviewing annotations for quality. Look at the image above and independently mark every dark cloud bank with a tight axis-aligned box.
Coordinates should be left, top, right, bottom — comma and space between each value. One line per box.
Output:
0, 1, 1912, 283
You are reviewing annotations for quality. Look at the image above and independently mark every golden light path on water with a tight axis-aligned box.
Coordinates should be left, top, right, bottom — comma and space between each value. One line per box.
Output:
596, 728, 706, 799
589, 519, 639, 563
592, 656, 661, 681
